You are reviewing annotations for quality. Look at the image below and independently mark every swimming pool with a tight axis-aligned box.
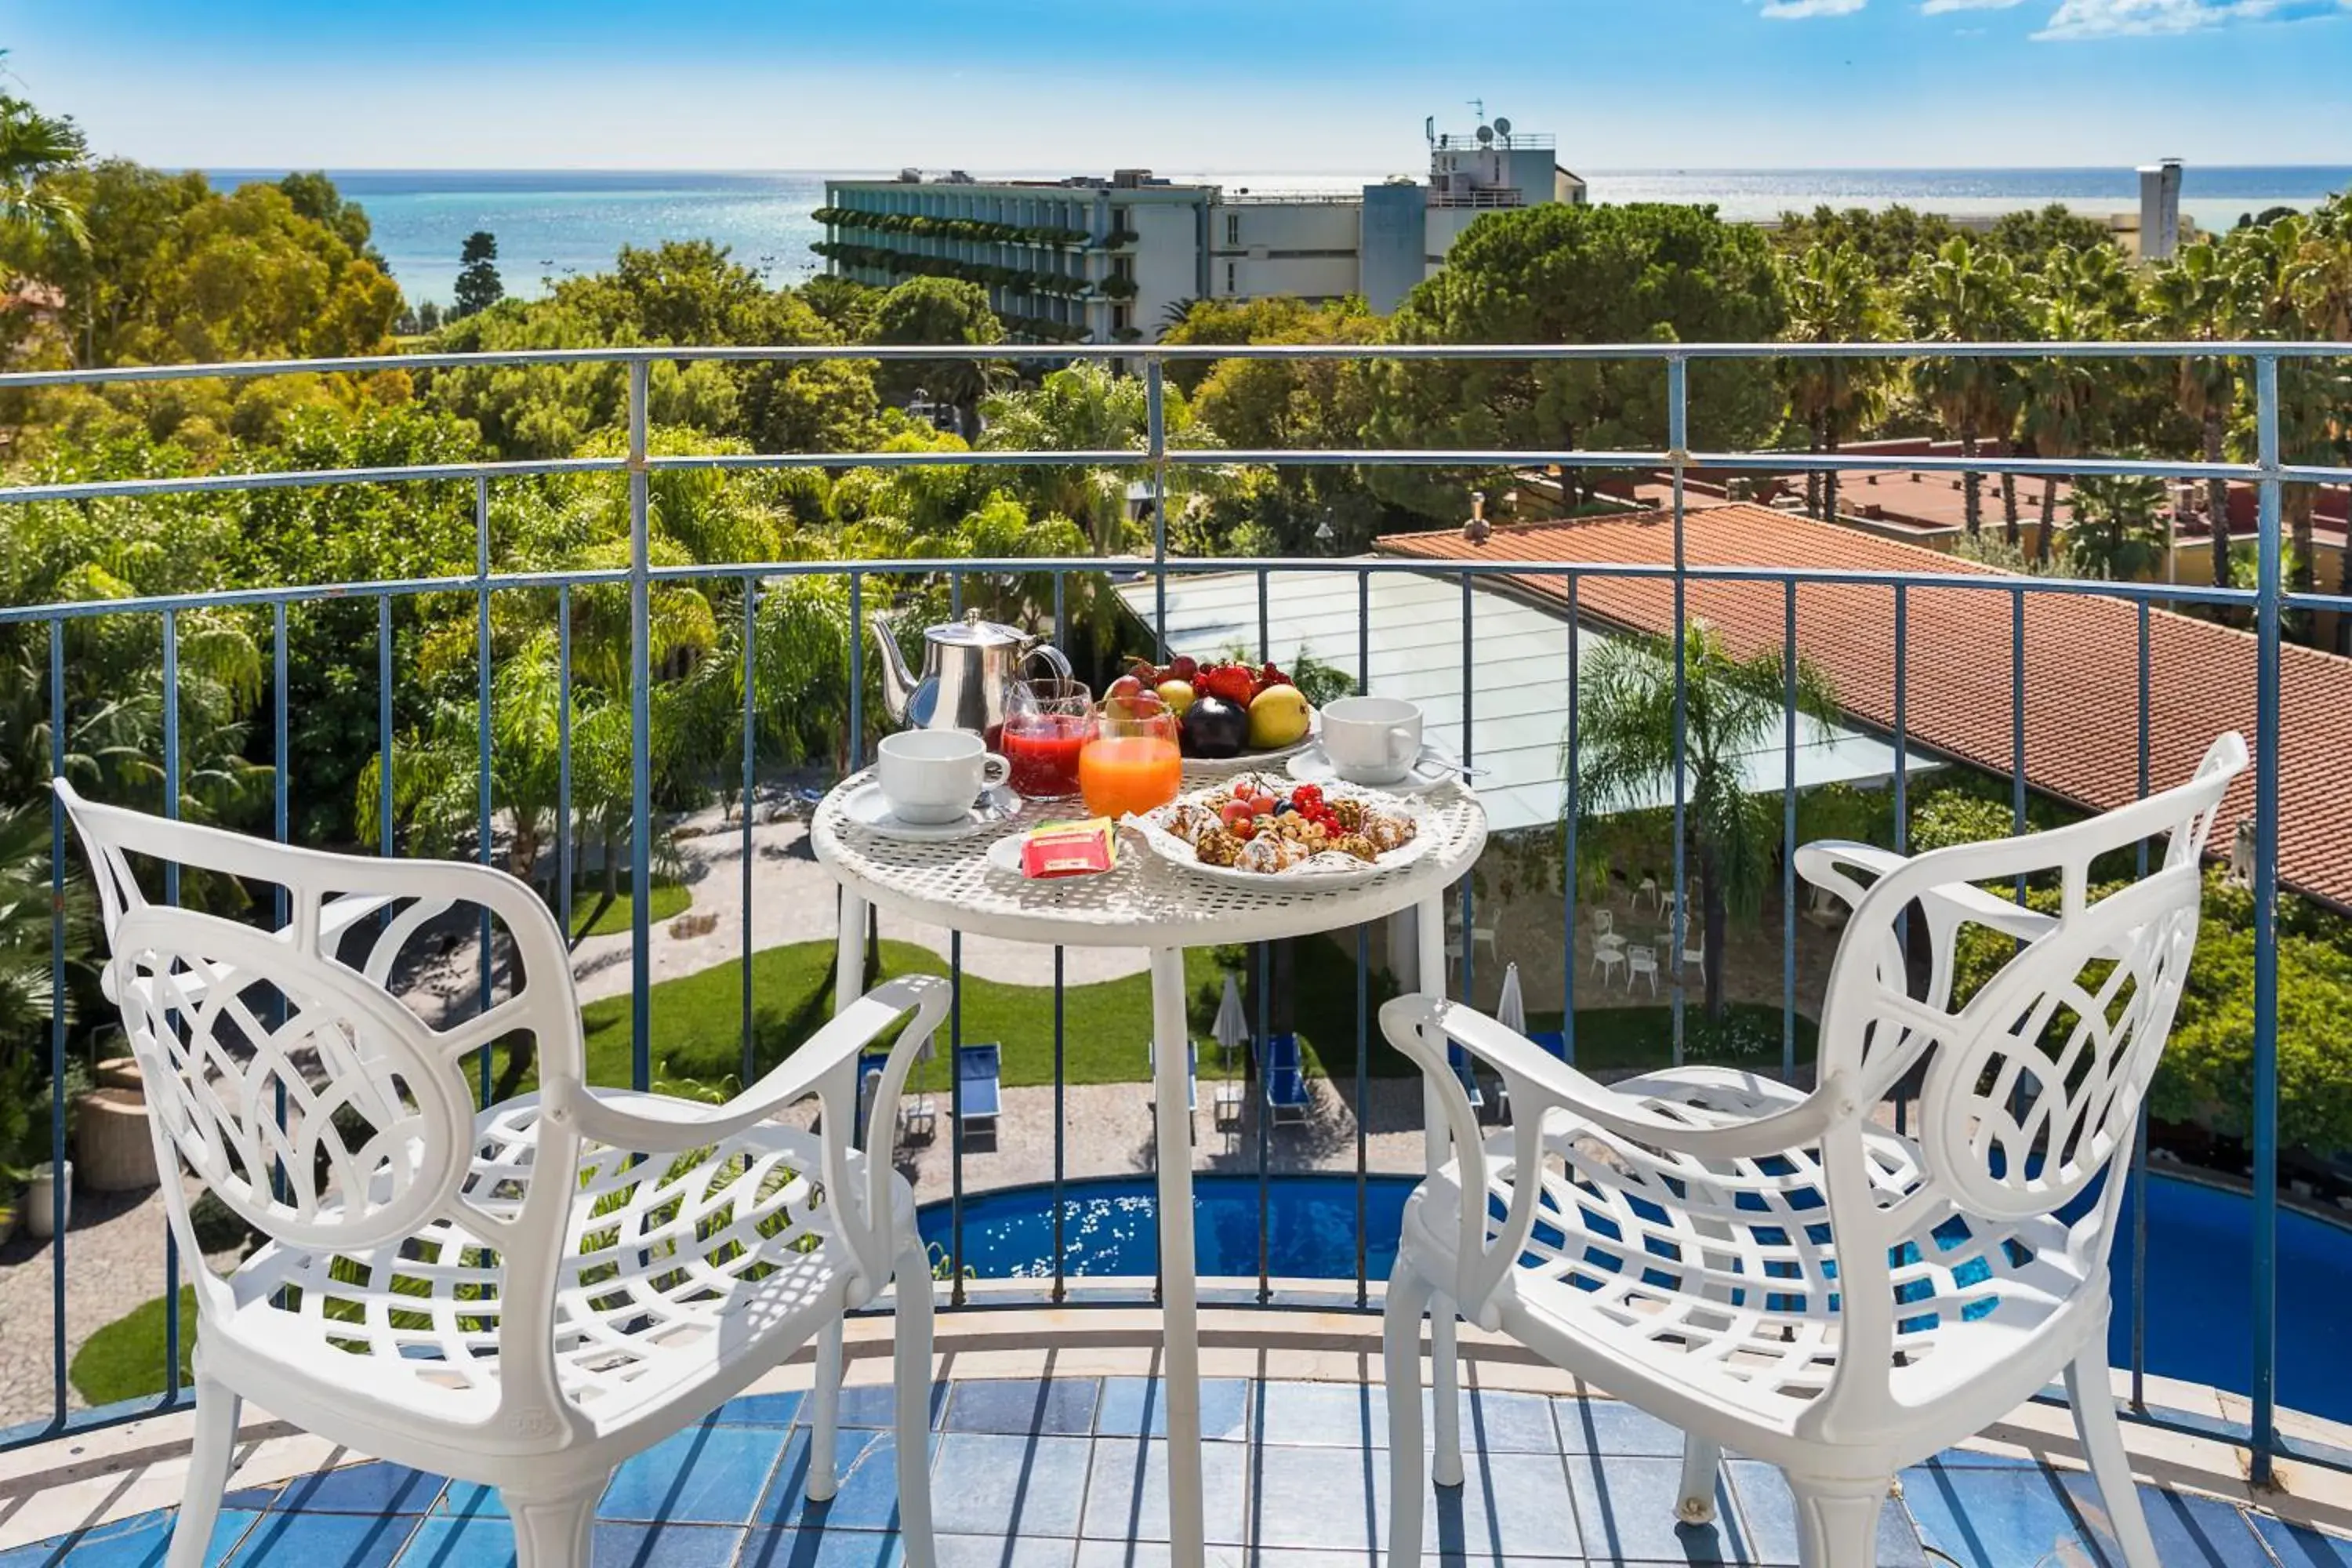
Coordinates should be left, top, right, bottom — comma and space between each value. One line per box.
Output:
918, 1170, 2352, 1426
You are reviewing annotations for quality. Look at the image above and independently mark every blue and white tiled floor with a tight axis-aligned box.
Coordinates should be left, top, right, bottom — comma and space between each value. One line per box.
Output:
6, 1377, 2348, 1567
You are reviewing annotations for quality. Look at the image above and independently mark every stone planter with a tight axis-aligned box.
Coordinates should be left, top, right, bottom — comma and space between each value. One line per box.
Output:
25, 1160, 67, 1239
72, 1086, 158, 1193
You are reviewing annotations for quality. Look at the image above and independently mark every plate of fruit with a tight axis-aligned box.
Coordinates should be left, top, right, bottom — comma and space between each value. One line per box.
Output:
1127, 777, 1431, 884
1110, 656, 1316, 772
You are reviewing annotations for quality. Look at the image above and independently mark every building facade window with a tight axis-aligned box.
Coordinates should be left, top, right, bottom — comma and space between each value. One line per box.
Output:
1225, 213, 1241, 246
1225, 260, 1237, 294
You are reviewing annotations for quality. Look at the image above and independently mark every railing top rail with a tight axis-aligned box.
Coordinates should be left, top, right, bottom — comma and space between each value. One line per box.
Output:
0, 339, 2347, 390
0, 551, 2272, 629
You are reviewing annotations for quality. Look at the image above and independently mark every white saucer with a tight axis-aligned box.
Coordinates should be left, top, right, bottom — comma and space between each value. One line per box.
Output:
1285, 746, 1459, 794
840, 781, 1019, 842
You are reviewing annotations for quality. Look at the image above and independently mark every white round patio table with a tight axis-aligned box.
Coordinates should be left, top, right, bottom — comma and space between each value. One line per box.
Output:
811, 770, 1489, 1568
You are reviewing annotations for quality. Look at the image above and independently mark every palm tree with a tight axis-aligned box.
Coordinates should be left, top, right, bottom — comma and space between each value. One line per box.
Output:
2146, 241, 2240, 593
1908, 238, 2024, 538
1779, 244, 1893, 524
0, 85, 87, 252
2020, 292, 2105, 564
2067, 469, 2169, 582
2230, 216, 2348, 617
1568, 622, 1839, 1022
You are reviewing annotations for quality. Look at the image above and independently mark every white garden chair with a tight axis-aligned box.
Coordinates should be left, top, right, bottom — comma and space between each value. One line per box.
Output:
1624, 942, 1660, 995
57, 781, 945, 1568
1589, 938, 1626, 987
1591, 907, 1614, 939
1377, 733, 2245, 1568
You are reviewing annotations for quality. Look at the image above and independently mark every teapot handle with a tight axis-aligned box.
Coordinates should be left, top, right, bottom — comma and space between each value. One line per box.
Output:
1023, 642, 1074, 688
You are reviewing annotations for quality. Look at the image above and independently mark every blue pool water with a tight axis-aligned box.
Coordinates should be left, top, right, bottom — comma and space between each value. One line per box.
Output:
920, 1170, 2352, 1425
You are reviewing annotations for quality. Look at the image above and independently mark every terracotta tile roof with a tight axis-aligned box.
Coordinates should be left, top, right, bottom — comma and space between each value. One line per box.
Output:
1378, 503, 2342, 906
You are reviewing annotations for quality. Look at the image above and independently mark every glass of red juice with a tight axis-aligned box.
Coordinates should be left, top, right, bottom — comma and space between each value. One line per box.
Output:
1002, 679, 1096, 801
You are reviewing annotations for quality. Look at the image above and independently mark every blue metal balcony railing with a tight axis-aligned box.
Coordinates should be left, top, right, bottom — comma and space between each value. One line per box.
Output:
2, 339, 2347, 1493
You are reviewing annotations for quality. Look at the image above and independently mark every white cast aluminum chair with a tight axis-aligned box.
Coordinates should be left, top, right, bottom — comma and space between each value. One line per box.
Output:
58, 782, 945, 1568
1379, 734, 2245, 1568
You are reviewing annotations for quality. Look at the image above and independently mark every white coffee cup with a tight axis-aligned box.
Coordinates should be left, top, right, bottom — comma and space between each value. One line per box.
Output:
877, 731, 1011, 825
1319, 696, 1424, 786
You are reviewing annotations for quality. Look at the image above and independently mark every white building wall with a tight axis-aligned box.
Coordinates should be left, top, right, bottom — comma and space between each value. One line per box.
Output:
1207, 201, 1362, 301
1126, 200, 1206, 334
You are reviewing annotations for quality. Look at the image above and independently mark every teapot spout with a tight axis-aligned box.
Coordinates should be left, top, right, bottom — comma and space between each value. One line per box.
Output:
867, 612, 918, 726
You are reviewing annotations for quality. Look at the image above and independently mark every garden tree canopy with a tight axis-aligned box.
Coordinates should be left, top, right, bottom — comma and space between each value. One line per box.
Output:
1777, 241, 1896, 525
452, 229, 503, 318
865, 275, 1007, 434
1906, 236, 2027, 539
422, 240, 873, 460
1770, 205, 1962, 282
976, 361, 1216, 554
1365, 203, 1787, 518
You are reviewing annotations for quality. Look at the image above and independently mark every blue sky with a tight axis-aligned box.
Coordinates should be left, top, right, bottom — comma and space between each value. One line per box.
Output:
12, 0, 2352, 169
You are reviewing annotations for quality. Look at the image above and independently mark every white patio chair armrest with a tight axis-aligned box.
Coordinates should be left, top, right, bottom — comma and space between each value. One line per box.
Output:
1379, 996, 1852, 1326
1795, 839, 2056, 945
561, 974, 949, 1294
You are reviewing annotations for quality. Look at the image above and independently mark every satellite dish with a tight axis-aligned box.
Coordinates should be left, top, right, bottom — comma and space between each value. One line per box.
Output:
1493, 116, 1512, 137
1475, 125, 1494, 144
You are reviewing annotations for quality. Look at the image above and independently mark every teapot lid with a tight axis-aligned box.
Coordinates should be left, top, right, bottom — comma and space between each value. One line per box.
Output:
926, 609, 1024, 648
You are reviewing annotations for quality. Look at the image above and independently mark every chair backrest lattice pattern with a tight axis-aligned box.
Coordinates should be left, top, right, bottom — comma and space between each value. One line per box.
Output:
58, 780, 594, 1435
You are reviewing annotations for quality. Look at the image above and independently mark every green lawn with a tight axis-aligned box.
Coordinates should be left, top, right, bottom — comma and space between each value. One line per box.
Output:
569, 878, 691, 940
71, 1285, 194, 1406
545, 931, 1813, 1097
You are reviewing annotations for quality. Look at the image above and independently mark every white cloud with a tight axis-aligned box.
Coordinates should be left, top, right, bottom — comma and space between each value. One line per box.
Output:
1759, 0, 1869, 16
2034, 0, 2343, 36
1921, 0, 2028, 13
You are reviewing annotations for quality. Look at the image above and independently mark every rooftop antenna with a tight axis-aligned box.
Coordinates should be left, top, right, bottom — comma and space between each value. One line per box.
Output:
1425, 114, 1436, 147
1466, 96, 1485, 124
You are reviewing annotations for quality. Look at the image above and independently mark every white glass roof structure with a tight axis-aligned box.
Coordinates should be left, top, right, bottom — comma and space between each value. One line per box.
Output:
1115, 566, 1935, 834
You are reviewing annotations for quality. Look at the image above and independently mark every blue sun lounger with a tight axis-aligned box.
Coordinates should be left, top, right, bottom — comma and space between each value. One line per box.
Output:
1258, 1033, 1310, 1123
958, 1042, 1002, 1138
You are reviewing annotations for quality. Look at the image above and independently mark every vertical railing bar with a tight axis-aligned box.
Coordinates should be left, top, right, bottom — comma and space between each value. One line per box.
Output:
557, 584, 574, 945
1458, 572, 1475, 1010
1782, 579, 1798, 1083
1258, 567, 1271, 666
46, 618, 66, 1423
742, 579, 758, 1087
2131, 597, 2152, 1410
1354, 924, 1370, 1308
949, 568, 963, 619
271, 603, 291, 1207
1356, 565, 1370, 1306
849, 572, 866, 771
1052, 946, 1066, 1305
1667, 358, 1689, 1065
626, 359, 652, 1094
950, 929, 967, 1305
1255, 941, 1271, 1304
1052, 566, 1069, 1307
2251, 353, 2282, 1486
474, 475, 493, 1107
1565, 574, 1580, 1066
378, 595, 394, 865
1891, 583, 1908, 1137
2012, 584, 2028, 887
161, 608, 181, 1404
1147, 358, 1168, 660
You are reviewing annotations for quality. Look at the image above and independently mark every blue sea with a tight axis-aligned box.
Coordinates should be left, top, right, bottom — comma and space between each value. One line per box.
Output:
208, 165, 2352, 307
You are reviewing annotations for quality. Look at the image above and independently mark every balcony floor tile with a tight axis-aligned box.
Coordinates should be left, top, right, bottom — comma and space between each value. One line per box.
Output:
3, 1375, 2336, 1568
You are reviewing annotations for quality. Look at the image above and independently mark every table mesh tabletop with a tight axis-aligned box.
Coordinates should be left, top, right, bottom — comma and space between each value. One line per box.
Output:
811, 771, 1489, 949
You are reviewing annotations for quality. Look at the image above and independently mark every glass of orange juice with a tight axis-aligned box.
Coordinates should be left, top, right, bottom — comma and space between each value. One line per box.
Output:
1080, 699, 1183, 819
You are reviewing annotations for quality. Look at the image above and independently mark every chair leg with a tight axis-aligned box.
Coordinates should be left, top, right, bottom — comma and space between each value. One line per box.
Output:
506, 1472, 608, 1568
168, 1371, 241, 1568
1429, 1298, 1464, 1489
1783, 1472, 1887, 1568
893, 1242, 938, 1568
1676, 1434, 1722, 1526
1384, 1262, 1433, 1568
2067, 1342, 2161, 1568
806, 1316, 845, 1504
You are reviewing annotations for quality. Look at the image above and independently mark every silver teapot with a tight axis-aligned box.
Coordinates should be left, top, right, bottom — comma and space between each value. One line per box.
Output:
869, 610, 1073, 741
